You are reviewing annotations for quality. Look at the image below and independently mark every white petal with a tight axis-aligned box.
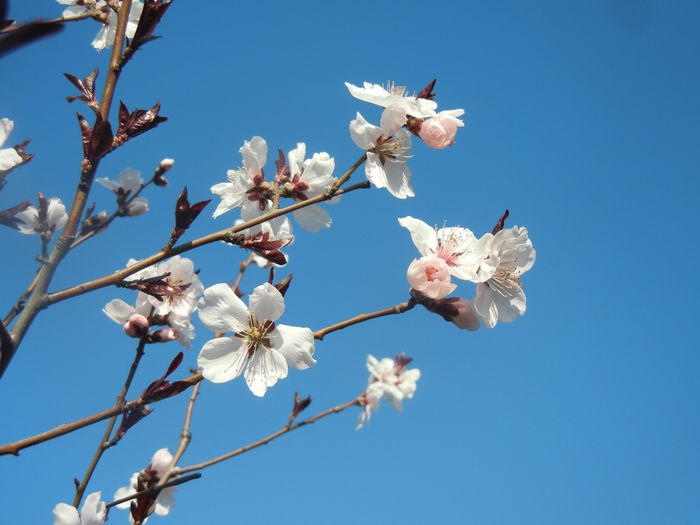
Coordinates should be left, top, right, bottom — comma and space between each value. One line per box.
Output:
80, 491, 106, 525
46, 198, 68, 231
14, 206, 40, 234
364, 152, 388, 189
149, 448, 173, 478
240, 136, 267, 173
198, 337, 248, 383
0, 148, 22, 171
244, 348, 288, 397
154, 487, 176, 515
113, 474, 138, 509
117, 167, 144, 192
398, 216, 438, 256
382, 159, 414, 199
270, 325, 316, 370
292, 205, 331, 232
349, 112, 381, 150
53, 503, 81, 525
473, 283, 498, 329
0, 118, 13, 147
287, 142, 306, 175
248, 282, 285, 322
197, 283, 249, 333
103, 299, 136, 325
379, 103, 409, 134
62, 6, 87, 17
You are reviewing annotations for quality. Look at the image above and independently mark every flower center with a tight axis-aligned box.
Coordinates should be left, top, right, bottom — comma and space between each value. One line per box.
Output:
236, 316, 275, 357
488, 262, 523, 298
374, 134, 412, 164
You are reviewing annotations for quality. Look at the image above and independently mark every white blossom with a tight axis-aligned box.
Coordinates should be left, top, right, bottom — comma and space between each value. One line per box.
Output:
285, 143, 338, 232
114, 448, 176, 522
356, 354, 420, 429
15, 197, 68, 235
92, 1, 144, 51
197, 282, 316, 397
399, 216, 496, 283
211, 136, 270, 219
96, 167, 149, 216
349, 103, 415, 199
52, 491, 106, 525
0, 118, 23, 172
474, 226, 536, 328
345, 81, 437, 118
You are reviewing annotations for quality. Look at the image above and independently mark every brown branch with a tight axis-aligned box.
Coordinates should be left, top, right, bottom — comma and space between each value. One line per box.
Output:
2, 272, 40, 326
4, 0, 135, 377
47, 179, 369, 306
73, 337, 145, 507
313, 298, 416, 340
0, 11, 96, 35
175, 397, 360, 475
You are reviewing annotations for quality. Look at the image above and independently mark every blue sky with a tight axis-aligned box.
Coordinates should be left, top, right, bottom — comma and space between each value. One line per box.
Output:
0, 1, 698, 524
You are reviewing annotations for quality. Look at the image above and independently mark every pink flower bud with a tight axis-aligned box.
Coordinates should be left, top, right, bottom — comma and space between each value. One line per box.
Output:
158, 158, 174, 173
418, 110, 464, 149
123, 314, 149, 338
407, 256, 457, 300
149, 327, 178, 343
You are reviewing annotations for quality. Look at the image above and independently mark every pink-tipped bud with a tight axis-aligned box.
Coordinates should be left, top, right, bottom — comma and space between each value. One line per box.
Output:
149, 327, 178, 343
154, 159, 174, 187
418, 110, 464, 149
407, 256, 457, 300
123, 314, 149, 338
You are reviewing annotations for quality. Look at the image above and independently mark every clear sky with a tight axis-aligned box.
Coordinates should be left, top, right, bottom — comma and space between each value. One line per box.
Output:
0, 1, 698, 524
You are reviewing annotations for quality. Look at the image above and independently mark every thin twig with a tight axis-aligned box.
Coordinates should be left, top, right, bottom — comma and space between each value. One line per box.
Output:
313, 298, 416, 340
0, 11, 96, 34
46, 179, 369, 306
72, 337, 146, 507
176, 397, 360, 475
2, 272, 40, 326
160, 380, 202, 486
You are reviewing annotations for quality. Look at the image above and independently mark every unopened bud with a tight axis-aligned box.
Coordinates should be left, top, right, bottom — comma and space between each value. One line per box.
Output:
154, 158, 174, 186
149, 327, 178, 343
123, 314, 149, 338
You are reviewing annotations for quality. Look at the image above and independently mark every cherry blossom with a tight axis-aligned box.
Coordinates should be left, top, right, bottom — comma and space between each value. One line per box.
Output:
114, 448, 176, 522
197, 282, 316, 396
211, 136, 271, 219
236, 213, 294, 268
126, 255, 204, 320
474, 226, 536, 328
52, 491, 106, 525
350, 103, 415, 198
94, 1, 144, 51
0, 118, 23, 172
345, 81, 437, 118
15, 196, 68, 235
399, 216, 496, 283
356, 354, 420, 429
96, 167, 149, 217
285, 143, 338, 232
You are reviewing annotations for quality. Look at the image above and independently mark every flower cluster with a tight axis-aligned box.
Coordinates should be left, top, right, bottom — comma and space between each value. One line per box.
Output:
14, 194, 68, 236
345, 80, 465, 198
197, 282, 316, 397
400, 214, 536, 329
357, 353, 420, 430
103, 256, 203, 347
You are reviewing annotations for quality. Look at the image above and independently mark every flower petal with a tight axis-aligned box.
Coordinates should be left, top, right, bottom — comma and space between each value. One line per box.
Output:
248, 282, 285, 322
292, 204, 331, 232
52, 503, 81, 525
349, 112, 381, 150
80, 491, 106, 525
244, 348, 288, 396
398, 216, 438, 256
270, 325, 316, 370
198, 336, 247, 383
103, 299, 135, 325
197, 283, 248, 333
